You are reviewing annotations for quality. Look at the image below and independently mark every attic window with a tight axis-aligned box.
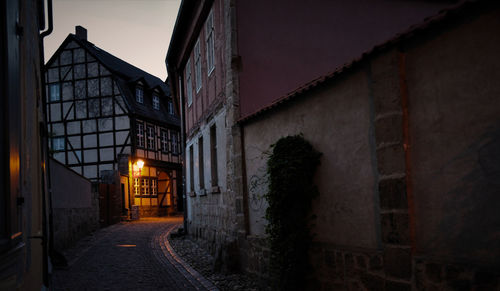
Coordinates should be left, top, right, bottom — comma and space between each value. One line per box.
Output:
136, 87, 144, 103
153, 94, 160, 110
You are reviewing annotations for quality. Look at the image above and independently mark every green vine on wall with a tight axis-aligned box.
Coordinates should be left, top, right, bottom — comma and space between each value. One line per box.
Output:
265, 134, 322, 291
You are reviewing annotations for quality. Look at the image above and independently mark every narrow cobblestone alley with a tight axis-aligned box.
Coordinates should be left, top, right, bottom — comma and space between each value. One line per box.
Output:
52, 217, 218, 291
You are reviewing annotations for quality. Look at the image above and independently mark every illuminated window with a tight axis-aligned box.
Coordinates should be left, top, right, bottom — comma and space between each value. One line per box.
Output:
195, 38, 202, 92
142, 178, 149, 195
136, 123, 144, 148
151, 179, 157, 196
136, 87, 143, 103
206, 8, 215, 75
49, 83, 60, 101
185, 59, 192, 106
134, 178, 140, 196
153, 94, 160, 110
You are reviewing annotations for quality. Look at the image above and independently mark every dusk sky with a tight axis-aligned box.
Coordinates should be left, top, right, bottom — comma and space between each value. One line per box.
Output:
44, 0, 182, 80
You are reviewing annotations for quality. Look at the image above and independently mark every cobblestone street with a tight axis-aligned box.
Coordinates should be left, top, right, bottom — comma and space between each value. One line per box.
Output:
52, 217, 217, 291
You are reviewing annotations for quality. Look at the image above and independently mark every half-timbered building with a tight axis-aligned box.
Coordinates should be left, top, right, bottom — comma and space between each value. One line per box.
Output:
46, 26, 182, 217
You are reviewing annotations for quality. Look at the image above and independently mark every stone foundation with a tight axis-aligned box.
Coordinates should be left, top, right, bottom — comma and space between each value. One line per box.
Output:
308, 243, 500, 290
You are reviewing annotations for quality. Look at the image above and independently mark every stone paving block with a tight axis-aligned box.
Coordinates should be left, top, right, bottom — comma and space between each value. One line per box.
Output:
51, 217, 213, 291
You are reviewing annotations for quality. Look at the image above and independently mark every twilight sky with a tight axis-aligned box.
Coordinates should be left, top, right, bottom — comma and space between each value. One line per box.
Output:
44, 0, 181, 80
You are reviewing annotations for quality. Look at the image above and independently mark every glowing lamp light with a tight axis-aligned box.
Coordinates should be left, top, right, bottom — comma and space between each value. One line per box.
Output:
137, 160, 145, 169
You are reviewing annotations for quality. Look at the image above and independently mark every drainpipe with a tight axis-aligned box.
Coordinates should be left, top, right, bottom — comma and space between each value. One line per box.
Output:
178, 74, 188, 233
39, 0, 53, 287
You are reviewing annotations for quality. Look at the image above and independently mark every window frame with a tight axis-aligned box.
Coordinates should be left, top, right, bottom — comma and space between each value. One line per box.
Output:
49, 82, 61, 102
189, 145, 194, 193
161, 129, 169, 153
185, 58, 193, 107
198, 136, 205, 190
171, 132, 179, 155
136, 122, 145, 148
152, 94, 160, 110
206, 8, 215, 75
194, 38, 202, 93
136, 86, 144, 104
210, 125, 218, 187
52, 137, 65, 151
167, 100, 174, 115
146, 125, 155, 150
134, 177, 158, 197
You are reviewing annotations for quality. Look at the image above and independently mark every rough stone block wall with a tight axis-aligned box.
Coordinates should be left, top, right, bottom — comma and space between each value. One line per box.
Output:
187, 192, 239, 256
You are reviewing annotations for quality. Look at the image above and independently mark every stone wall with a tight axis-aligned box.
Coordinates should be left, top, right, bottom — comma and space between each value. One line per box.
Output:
240, 4, 500, 289
50, 158, 99, 250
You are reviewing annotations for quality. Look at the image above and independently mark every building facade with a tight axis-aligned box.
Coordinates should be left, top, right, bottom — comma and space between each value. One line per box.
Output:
46, 27, 182, 217
166, 0, 244, 258
1, 0, 51, 289
168, 0, 500, 289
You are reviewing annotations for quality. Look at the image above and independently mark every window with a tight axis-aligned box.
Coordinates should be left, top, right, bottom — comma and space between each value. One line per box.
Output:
49, 83, 60, 101
52, 137, 65, 151
210, 125, 218, 187
136, 123, 144, 148
151, 179, 157, 196
142, 178, 150, 195
189, 145, 194, 192
185, 59, 193, 106
153, 94, 160, 110
136, 87, 143, 103
134, 178, 158, 196
167, 100, 174, 115
161, 130, 169, 153
171, 132, 179, 155
195, 38, 202, 92
147, 126, 155, 150
206, 8, 215, 75
134, 178, 140, 196
198, 136, 204, 190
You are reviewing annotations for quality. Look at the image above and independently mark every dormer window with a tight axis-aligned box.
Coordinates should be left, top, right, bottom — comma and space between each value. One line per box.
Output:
153, 94, 160, 110
167, 100, 174, 115
136, 87, 143, 103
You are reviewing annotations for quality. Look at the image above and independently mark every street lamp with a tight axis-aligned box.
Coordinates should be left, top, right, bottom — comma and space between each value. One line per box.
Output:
136, 159, 144, 170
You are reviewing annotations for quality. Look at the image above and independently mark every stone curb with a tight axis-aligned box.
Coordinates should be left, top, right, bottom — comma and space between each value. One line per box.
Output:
160, 224, 220, 291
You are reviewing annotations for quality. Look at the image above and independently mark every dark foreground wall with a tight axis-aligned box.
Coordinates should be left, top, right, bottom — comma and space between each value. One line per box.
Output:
50, 158, 99, 250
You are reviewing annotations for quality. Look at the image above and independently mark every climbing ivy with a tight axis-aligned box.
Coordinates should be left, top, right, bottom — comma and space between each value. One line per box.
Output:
265, 134, 322, 291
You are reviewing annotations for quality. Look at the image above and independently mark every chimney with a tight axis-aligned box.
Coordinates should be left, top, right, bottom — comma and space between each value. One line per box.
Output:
75, 26, 87, 41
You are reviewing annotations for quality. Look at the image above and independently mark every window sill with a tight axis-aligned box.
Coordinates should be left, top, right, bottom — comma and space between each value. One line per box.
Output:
189, 191, 196, 197
211, 186, 220, 194
198, 189, 207, 196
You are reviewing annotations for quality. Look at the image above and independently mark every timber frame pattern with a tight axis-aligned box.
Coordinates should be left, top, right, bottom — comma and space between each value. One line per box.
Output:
45, 29, 182, 213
